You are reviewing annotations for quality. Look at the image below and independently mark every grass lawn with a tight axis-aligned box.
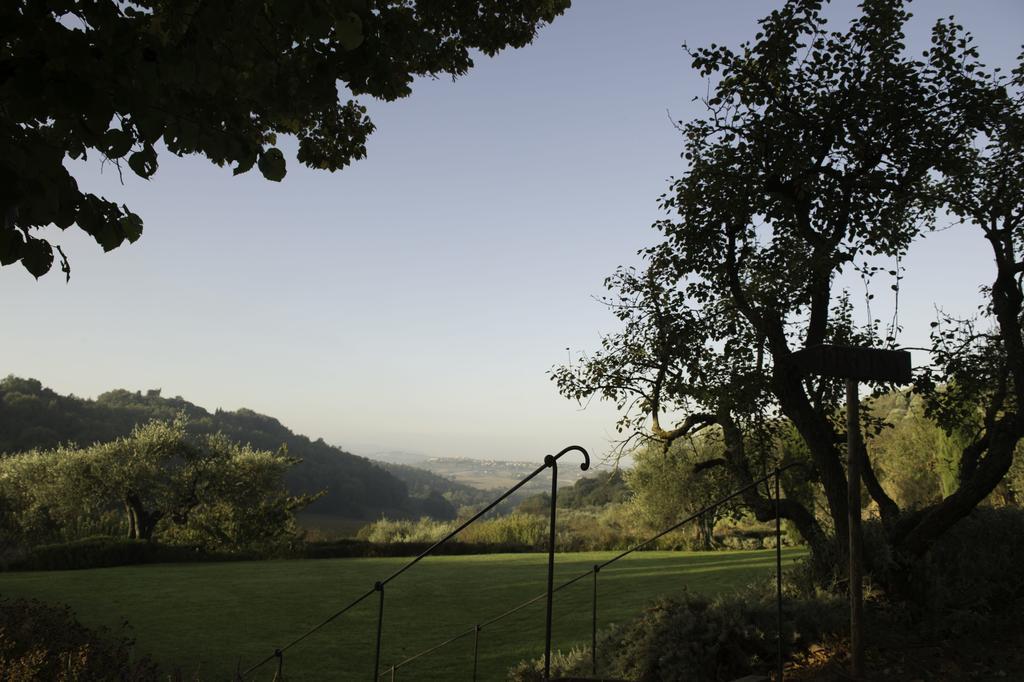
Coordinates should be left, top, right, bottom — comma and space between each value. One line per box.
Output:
0, 548, 803, 680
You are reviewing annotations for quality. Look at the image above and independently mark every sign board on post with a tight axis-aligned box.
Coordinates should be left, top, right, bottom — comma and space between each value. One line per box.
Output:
791, 344, 911, 384
792, 344, 911, 681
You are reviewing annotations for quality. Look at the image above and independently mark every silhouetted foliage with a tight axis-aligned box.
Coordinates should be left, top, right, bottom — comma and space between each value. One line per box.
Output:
0, 0, 570, 278
553, 0, 1024, 578
865, 506, 1024, 615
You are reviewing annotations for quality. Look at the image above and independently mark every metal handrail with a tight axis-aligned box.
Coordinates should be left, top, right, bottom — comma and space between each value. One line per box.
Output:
381, 463, 803, 680
239, 445, 590, 680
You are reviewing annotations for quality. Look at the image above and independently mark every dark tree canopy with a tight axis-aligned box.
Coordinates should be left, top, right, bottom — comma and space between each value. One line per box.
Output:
1, 0, 570, 278
554, 0, 1024, 573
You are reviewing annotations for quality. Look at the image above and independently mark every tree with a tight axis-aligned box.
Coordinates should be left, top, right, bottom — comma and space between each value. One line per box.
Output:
0, 444, 116, 545
0, 0, 570, 278
628, 436, 740, 550
91, 419, 204, 540
864, 391, 967, 508
559, 469, 630, 508
0, 418, 314, 549
159, 433, 318, 551
553, 0, 1022, 576
92, 419, 318, 543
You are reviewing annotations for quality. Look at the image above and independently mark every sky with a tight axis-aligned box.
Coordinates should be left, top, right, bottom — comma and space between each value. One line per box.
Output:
3, 1, 1023, 462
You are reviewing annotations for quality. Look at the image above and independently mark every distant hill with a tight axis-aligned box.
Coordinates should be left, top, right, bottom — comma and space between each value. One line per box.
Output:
407, 456, 592, 491
367, 450, 433, 466
374, 455, 614, 516
0, 376, 442, 522
381, 463, 493, 509
515, 469, 630, 514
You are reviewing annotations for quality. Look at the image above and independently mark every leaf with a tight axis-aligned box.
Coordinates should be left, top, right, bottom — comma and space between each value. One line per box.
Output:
54, 199, 77, 229
233, 150, 258, 176
257, 147, 287, 182
0, 228, 25, 265
102, 128, 134, 159
119, 211, 144, 243
335, 12, 364, 51
128, 147, 158, 179
94, 221, 125, 252
21, 238, 54, 278
132, 113, 165, 145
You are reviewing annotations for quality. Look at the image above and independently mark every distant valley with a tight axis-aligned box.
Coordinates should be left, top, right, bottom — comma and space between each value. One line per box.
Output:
0, 377, 598, 536
387, 455, 592, 491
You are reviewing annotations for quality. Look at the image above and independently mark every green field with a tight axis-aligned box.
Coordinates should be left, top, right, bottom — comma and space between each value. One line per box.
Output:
0, 549, 803, 680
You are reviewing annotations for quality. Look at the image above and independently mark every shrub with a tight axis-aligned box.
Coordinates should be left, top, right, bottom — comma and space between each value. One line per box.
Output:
510, 581, 843, 682
903, 506, 1024, 615
301, 538, 535, 559
354, 505, 651, 553
356, 517, 455, 544
0, 597, 158, 680
5, 536, 250, 571
506, 647, 591, 682
460, 513, 548, 546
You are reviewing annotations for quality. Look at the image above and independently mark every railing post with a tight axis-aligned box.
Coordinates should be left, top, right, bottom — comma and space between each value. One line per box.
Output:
472, 624, 481, 682
543, 454, 558, 680
389, 664, 396, 681
775, 468, 783, 682
591, 565, 600, 676
273, 649, 283, 682
373, 581, 385, 681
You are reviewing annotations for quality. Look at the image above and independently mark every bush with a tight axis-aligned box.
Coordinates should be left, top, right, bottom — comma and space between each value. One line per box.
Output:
354, 505, 651, 553
5, 536, 252, 571
507, 647, 591, 682
301, 538, 535, 558
510, 581, 843, 682
356, 517, 455, 544
903, 506, 1024, 615
461, 513, 548, 546
0, 597, 158, 680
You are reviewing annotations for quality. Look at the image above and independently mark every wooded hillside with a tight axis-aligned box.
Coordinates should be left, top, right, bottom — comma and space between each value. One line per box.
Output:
0, 376, 423, 521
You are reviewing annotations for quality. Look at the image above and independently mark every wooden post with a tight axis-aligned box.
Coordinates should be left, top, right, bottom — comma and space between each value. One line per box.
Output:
791, 344, 911, 682
846, 380, 864, 679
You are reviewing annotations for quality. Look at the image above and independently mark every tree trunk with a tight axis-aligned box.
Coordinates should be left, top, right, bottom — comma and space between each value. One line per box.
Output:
124, 500, 137, 539
771, 357, 850, 559
895, 418, 1019, 558
890, 232, 1024, 560
697, 515, 715, 551
716, 406, 834, 574
125, 493, 161, 541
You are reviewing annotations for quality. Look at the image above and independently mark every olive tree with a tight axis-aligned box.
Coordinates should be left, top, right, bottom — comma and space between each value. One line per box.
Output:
628, 435, 741, 550
0, 418, 314, 550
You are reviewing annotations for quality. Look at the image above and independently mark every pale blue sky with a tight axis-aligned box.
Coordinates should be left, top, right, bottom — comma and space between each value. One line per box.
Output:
3, 1, 1021, 461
